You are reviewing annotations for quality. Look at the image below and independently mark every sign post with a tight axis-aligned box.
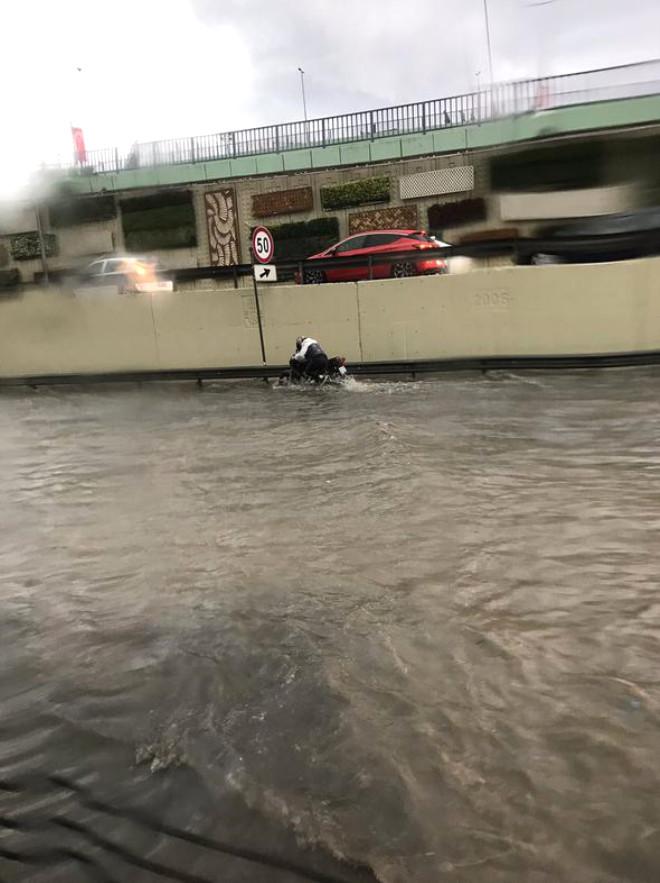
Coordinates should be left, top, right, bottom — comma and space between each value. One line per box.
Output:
34, 203, 49, 285
250, 226, 275, 368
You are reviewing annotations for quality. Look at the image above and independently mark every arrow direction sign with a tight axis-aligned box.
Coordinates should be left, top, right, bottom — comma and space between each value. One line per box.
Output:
253, 264, 277, 282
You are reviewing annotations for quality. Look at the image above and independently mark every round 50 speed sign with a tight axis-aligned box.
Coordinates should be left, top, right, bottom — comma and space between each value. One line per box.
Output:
252, 226, 275, 264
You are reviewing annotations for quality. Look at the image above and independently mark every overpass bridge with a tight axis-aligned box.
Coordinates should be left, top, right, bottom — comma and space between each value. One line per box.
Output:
63, 59, 660, 195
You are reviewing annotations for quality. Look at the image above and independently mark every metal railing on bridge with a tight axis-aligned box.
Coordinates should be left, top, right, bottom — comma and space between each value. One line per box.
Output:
72, 59, 660, 176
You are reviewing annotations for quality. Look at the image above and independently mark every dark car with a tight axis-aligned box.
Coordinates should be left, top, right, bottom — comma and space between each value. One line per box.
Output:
517, 207, 660, 265
297, 229, 449, 284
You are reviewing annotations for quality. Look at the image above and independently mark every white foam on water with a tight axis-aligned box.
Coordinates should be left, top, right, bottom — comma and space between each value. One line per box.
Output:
342, 377, 424, 394
485, 370, 551, 388
270, 375, 424, 395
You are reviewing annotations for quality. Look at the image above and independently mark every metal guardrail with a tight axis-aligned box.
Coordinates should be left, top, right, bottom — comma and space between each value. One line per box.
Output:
24, 228, 660, 288
172, 245, 477, 285
10, 350, 660, 390
169, 228, 660, 286
69, 59, 660, 176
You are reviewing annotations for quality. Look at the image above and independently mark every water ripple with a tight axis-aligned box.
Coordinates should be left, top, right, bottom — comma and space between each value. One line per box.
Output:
2, 371, 660, 881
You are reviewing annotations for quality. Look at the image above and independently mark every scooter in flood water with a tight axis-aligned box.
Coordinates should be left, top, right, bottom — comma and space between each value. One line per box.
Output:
277, 357, 349, 387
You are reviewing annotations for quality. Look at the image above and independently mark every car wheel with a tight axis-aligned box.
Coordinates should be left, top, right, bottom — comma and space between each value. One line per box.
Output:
303, 269, 326, 285
391, 261, 415, 278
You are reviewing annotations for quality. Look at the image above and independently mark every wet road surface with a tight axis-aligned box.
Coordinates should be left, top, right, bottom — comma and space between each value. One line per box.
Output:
2, 370, 660, 882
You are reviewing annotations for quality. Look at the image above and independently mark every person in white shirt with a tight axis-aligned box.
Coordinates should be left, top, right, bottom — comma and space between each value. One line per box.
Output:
290, 336, 329, 381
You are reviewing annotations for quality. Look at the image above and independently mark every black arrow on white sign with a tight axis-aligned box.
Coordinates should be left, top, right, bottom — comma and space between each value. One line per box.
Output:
259, 268, 271, 279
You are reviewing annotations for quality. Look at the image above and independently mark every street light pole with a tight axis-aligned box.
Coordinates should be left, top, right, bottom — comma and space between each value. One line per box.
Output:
34, 203, 49, 285
482, 0, 495, 86
297, 67, 308, 122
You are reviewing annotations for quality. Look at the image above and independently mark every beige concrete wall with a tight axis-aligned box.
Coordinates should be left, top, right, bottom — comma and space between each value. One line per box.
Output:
5, 126, 657, 284
259, 283, 362, 365
0, 204, 38, 235
3, 258, 660, 380
355, 258, 660, 360
0, 286, 262, 377
56, 223, 115, 258
150, 288, 264, 369
0, 288, 159, 377
5, 124, 660, 285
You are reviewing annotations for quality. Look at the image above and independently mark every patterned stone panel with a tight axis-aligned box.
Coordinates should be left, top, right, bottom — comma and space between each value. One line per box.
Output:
252, 187, 313, 218
458, 227, 519, 243
349, 206, 418, 235
205, 189, 240, 266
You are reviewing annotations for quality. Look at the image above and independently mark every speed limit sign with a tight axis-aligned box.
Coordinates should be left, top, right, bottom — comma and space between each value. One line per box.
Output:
252, 226, 275, 264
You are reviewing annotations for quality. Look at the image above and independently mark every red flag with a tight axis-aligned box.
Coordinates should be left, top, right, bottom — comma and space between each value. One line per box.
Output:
71, 126, 86, 163
534, 83, 551, 111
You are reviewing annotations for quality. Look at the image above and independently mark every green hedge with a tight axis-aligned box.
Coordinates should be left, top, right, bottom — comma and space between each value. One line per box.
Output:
256, 217, 339, 261
122, 203, 195, 234
125, 226, 197, 252
121, 191, 197, 250
49, 196, 117, 227
10, 232, 58, 261
0, 268, 20, 289
320, 177, 390, 211
268, 216, 339, 241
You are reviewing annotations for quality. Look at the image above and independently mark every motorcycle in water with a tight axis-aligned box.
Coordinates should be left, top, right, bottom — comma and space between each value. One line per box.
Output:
277, 356, 349, 387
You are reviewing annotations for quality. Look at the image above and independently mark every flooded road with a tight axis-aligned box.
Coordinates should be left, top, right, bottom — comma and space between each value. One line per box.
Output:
2, 370, 660, 882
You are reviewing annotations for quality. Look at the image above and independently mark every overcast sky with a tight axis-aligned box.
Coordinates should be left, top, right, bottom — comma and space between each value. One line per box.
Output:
1, 0, 659, 197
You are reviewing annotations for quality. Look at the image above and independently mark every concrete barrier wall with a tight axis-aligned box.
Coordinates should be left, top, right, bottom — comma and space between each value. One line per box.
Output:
259, 284, 362, 365
2, 257, 660, 380
0, 287, 264, 377
150, 288, 264, 369
353, 259, 660, 361
0, 288, 159, 377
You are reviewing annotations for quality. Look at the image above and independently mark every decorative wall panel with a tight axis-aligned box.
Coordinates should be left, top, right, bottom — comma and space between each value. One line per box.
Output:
399, 167, 475, 199
349, 206, 418, 235
252, 186, 313, 218
205, 189, 239, 266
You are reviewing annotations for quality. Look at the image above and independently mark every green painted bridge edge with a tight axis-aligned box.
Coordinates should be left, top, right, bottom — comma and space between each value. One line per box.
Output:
67, 95, 660, 195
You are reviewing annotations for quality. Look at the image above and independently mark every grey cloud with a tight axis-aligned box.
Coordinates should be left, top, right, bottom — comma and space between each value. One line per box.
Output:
192, 0, 659, 126
193, 0, 489, 121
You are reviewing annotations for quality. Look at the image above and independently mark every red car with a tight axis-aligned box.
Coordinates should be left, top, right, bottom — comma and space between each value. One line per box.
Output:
298, 229, 448, 284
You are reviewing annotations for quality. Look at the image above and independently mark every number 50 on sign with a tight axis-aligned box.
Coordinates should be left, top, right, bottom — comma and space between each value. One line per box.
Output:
252, 226, 275, 264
